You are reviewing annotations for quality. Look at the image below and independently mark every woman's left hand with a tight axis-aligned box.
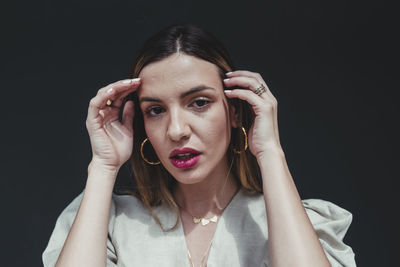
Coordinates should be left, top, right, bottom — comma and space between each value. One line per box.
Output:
224, 70, 282, 159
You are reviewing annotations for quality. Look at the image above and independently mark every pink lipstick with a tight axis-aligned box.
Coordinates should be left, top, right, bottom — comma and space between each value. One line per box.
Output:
169, 147, 201, 169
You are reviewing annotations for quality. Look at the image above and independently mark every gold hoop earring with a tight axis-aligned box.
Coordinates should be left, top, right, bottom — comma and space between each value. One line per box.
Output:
140, 138, 161, 165
233, 126, 248, 154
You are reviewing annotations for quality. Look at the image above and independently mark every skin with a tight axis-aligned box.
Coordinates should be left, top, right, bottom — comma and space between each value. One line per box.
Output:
55, 53, 331, 267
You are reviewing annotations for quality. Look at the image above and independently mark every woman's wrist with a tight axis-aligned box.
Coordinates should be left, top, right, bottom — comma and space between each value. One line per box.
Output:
88, 158, 120, 174
87, 159, 120, 187
256, 143, 286, 166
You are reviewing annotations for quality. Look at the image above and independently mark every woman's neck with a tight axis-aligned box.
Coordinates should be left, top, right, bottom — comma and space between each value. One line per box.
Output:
173, 161, 240, 217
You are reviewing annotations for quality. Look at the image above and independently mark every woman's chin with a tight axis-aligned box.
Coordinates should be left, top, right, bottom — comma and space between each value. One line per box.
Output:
172, 172, 205, 185
167, 167, 207, 185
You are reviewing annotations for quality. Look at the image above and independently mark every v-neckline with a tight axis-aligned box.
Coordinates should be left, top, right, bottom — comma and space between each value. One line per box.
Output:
178, 187, 243, 266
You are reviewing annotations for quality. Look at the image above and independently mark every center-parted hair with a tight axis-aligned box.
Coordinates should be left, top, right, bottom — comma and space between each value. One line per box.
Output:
121, 24, 262, 231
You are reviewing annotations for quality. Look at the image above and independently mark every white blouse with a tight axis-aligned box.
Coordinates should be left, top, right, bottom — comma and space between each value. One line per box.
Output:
42, 187, 356, 266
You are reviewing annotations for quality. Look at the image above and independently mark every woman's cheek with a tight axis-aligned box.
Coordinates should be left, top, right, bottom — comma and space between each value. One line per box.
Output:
203, 113, 230, 147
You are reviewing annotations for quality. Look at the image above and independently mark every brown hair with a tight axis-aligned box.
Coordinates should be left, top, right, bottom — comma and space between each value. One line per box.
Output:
121, 24, 262, 231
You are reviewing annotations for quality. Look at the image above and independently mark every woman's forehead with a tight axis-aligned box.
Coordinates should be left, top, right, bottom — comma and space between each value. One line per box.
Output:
137, 54, 221, 96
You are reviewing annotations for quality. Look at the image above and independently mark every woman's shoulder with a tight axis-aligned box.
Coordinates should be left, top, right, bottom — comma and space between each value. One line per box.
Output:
236, 189, 354, 238
301, 198, 353, 226
301, 198, 353, 239
302, 198, 353, 219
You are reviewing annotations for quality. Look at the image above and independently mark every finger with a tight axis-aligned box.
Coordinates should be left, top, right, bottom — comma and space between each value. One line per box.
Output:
97, 78, 141, 95
102, 101, 134, 141
224, 88, 265, 110
100, 78, 141, 107
100, 105, 119, 121
87, 78, 141, 122
224, 76, 274, 101
98, 107, 113, 119
95, 86, 136, 124
225, 70, 275, 98
110, 85, 138, 108
224, 76, 259, 91
226, 70, 264, 83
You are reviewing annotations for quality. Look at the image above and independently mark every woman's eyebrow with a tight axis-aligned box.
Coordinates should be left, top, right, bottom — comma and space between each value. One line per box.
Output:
139, 85, 215, 103
180, 85, 215, 98
139, 96, 161, 103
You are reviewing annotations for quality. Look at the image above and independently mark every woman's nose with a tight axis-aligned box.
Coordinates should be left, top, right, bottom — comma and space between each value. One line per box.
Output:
167, 109, 191, 142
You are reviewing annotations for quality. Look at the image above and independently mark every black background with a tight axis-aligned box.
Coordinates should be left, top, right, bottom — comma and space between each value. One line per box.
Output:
1, 0, 398, 266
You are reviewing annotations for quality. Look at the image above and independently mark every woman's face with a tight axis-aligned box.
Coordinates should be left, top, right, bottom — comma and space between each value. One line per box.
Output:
137, 53, 237, 184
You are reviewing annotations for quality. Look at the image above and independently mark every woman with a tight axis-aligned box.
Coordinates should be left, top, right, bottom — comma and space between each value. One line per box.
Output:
43, 24, 356, 267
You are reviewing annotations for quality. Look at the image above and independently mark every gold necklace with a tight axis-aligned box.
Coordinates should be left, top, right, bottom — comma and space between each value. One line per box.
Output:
182, 209, 219, 226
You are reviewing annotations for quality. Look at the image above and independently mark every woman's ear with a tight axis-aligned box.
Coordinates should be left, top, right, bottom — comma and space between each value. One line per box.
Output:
229, 103, 239, 128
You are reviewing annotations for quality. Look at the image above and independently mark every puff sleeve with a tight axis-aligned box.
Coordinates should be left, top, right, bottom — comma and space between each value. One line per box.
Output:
302, 199, 356, 267
42, 191, 118, 267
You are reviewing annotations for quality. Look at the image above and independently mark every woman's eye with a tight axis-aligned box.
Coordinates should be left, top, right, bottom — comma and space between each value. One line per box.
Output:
192, 99, 210, 109
145, 106, 165, 116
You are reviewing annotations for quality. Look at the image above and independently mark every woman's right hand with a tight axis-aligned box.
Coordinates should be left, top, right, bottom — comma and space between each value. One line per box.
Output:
86, 78, 141, 171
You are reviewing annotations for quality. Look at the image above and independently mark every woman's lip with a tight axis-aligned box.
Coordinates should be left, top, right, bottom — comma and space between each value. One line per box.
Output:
170, 154, 201, 169
169, 147, 201, 158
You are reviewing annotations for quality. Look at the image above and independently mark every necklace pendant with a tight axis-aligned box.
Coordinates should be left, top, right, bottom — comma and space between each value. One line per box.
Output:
200, 215, 218, 226
193, 217, 201, 224
201, 218, 210, 225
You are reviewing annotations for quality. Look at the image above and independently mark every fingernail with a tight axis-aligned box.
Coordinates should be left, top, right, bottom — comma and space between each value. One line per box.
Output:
224, 90, 232, 93
107, 88, 114, 94
132, 78, 141, 82
224, 78, 230, 82
226, 72, 232, 75
122, 79, 132, 84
